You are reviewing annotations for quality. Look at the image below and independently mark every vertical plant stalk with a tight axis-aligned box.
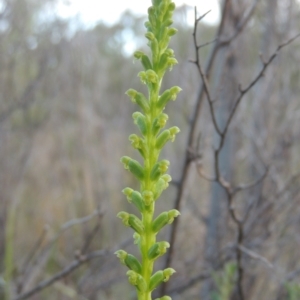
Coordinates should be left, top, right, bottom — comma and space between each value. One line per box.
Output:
115, 1, 181, 299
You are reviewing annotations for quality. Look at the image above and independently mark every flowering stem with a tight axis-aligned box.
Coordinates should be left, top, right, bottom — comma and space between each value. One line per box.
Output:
116, 1, 181, 299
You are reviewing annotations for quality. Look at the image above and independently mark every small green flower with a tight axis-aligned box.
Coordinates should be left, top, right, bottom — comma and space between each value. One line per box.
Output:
116, 1, 181, 299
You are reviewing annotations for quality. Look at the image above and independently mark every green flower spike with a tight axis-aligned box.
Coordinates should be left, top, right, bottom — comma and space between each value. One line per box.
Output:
116, 1, 181, 299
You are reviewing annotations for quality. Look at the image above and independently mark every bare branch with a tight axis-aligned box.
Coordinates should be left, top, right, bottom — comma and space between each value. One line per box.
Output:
168, 272, 210, 295
221, 33, 300, 143
219, 0, 259, 46
160, 0, 257, 296
14, 250, 108, 300
233, 168, 269, 195
238, 245, 274, 269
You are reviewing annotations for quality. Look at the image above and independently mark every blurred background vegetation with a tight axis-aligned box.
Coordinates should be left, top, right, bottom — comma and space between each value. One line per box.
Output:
0, 0, 300, 299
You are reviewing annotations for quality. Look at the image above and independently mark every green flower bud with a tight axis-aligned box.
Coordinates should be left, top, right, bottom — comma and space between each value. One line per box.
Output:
120, 156, 145, 180
115, 249, 127, 265
133, 232, 140, 245
125, 89, 150, 112
128, 135, 146, 158
146, 69, 158, 83
153, 174, 172, 199
160, 35, 171, 53
145, 32, 155, 41
158, 1, 168, 16
122, 187, 133, 201
163, 11, 173, 24
158, 52, 170, 72
168, 2, 175, 11
169, 126, 180, 142
129, 214, 144, 234
150, 160, 170, 181
148, 241, 170, 260
148, 6, 157, 27
134, 51, 145, 60
127, 270, 147, 292
163, 19, 173, 27
152, 113, 169, 136
149, 268, 175, 291
129, 134, 142, 149
144, 21, 152, 31
163, 268, 176, 282
117, 211, 130, 227
115, 250, 142, 274
155, 126, 180, 146
138, 71, 147, 84
167, 209, 181, 224
149, 271, 164, 291
157, 86, 181, 109
123, 188, 145, 212
142, 190, 154, 206
155, 297, 172, 300
156, 130, 171, 149
165, 48, 174, 57
167, 57, 178, 70
138, 70, 158, 84
170, 86, 182, 100
151, 0, 161, 6
132, 112, 147, 136
157, 89, 171, 109
131, 191, 146, 212
152, 209, 180, 233
135, 51, 153, 70
125, 254, 142, 273
159, 27, 168, 42
141, 55, 153, 70
168, 28, 177, 36
117, 212, 144, 234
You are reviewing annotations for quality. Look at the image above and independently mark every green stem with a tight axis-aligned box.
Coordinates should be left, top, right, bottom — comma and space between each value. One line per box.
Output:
140, 82, 161, 300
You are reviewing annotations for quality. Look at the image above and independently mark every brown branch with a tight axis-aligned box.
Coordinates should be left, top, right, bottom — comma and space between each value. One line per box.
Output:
168, 272, 210, 295
160, 0, 232, 295
19, 210, 103, 293
186, 5, 300, 300
232, 167, 269, 195
238, 245, 273, 269
14, 250, 108, 300
219, 0, 259, 46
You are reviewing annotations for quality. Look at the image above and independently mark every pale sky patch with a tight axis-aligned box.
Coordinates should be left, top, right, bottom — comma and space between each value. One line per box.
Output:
56, 0, 220, 27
